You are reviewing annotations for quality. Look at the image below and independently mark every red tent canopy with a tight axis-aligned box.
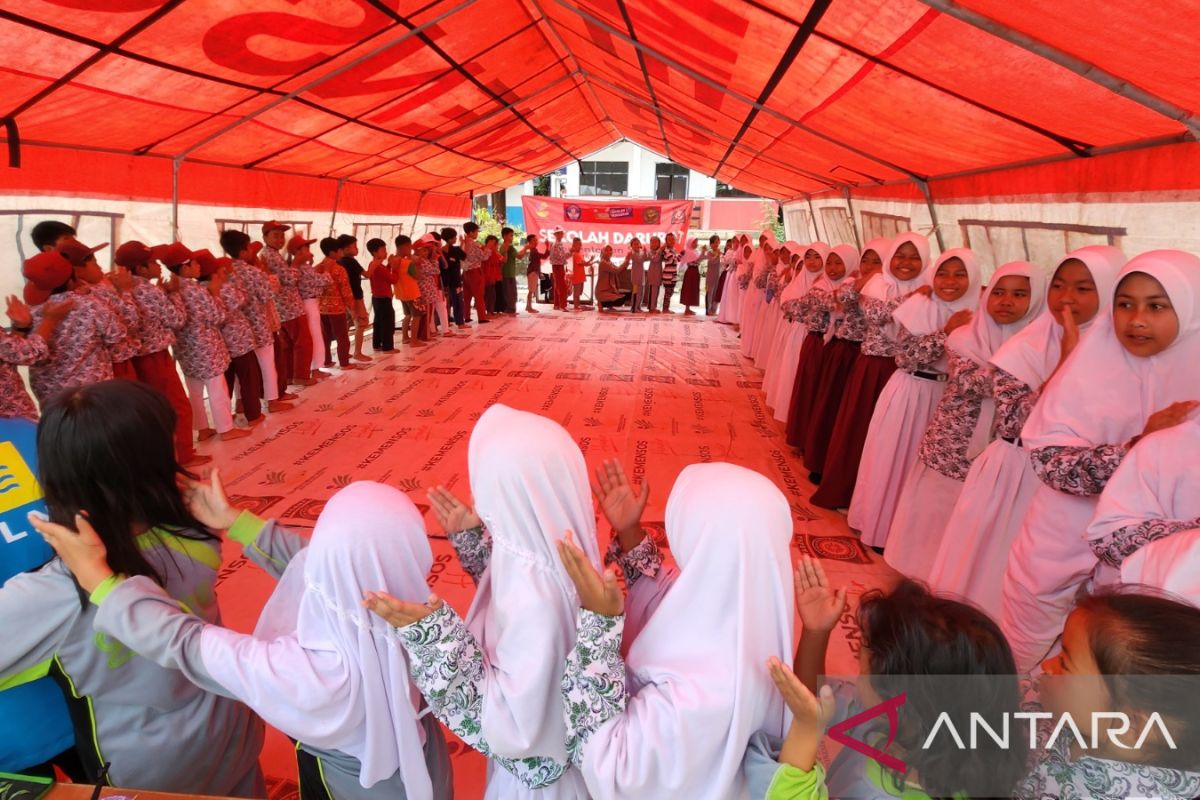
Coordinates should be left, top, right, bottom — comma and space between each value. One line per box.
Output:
1, 0, 1197, 214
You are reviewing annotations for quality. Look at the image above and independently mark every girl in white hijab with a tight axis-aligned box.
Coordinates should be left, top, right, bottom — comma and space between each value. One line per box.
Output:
722, 238, 754, 328
927, 247, 1125, 617
40, 477, 450, 800
849, 247, 982, 548
885, 261, 1046, 580
763, 243, 827, 414
1002, 250, 1200, 671
1087, 416, 1200, 591
368, 404, 601, 799
556, 462, 794, 800
740, 232, 776, 358
811, 233, 930, 510
754, 244, 799, 368
714, 238, 741, 321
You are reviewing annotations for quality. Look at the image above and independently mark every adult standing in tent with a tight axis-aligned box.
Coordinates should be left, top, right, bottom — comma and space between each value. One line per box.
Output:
716, 238, 750, 327
1002, 250, 1200, 671
365, 405, 598, 799
556, 462, 793, 800
926, 247, 1124, 617
679, 237, 703, 315
810, 233, 930, 510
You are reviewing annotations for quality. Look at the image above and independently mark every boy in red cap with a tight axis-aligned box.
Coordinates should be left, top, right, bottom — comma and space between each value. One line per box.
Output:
259, 222, 307, 399
116, 241, 205, 465
24, 250, 123, 411
2, 274, 73, 419
199, 251, 264, 427
221, 230, 293, 409
289, 233, 330, 382
316, 238, 357, 369
60, 240, 141, 380
160, 244, 248, 442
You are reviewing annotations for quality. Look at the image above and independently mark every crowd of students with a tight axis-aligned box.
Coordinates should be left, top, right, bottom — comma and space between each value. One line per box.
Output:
2, 219, 1199, 800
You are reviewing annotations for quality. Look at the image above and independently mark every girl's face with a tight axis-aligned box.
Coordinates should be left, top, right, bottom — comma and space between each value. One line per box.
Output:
890, 241, 923, 281
825, 253, 846, 281
1039, 610, 1125, 760
860, 249, 883, 277
1113, 272, 1179, 357
742, 245, 752, 258
932, 257, 970, 301
987, 275, 1032, 324
804, 249, 824, 272
1048, 259, 1100, 327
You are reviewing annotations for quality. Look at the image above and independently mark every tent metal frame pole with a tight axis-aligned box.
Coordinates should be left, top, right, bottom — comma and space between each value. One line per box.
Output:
807, 196, 826, 242
171, 157, 181, 240
916, 0, 1200, 139
916, 179, 945, 251
173, 0, 478, 163
411, 191, 427, 237
842, 188, 862, 248
329, 177, 347, 236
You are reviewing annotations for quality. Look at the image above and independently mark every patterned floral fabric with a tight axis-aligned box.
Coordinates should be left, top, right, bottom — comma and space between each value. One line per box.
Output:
765, 268, 784, 304
0, 329, 49, 419
799, 287, 834, 333
131, 276, 185, 356
1030, 443, 1128, 497
780, 297, 803, 323
894, 328, 946, 374
1090, 516, 1200, 568
990, 367, 1039, 441
467, 237, 491, 271
560, 609, 626, 767
754, 266, 771, 290
412, 256, 439, 305
296, 259, 331, 301
395, 604, 569, 789
918, 353, 994, 480
860, 294, 908, 357
317, 259, 355, 315
29, 292, 120, 407
172, 278, 231, 381
232, 260, 281, 345
603, 533, 662, 586
1016, 732, 1200, 800
832, 283, 867, 342
217, 282, 256, 358
447, 525, 492, 584
90, 281, 141, 363
261, 244, 304, 321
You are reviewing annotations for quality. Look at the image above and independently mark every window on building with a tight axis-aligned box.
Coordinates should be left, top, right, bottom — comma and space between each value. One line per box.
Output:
715, 182, 755, 198
820, 207, 855, 246
960, 219, 1125, 277
655, 163, 689, 200
579, 161, 629, 196
861, 211, 911, 242
785, 208, 813, 242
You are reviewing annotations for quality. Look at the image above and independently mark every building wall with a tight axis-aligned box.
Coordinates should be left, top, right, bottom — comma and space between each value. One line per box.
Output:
559, 141, 720, 200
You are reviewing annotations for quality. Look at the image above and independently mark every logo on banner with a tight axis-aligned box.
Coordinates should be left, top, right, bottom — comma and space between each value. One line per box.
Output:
670, 207, 689, 224
641, 207, 661, 224
565, 204, 582, 221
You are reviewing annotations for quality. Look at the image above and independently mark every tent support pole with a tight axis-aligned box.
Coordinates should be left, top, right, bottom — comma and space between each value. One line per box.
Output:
410, 191, 427, 237
171, 157, 181, 240
329, 178, 346, 236
916, 0, 1200, 139
805, 196, 821, 242
917, 179, 945, 251
842, 188, 862, 248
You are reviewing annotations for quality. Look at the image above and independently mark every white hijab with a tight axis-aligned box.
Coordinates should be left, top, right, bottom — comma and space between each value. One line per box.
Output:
682, 238, 700, 265
861, 232, 931, 303
891, 247, 983, 337
582, 463, 794, 799
465, 404, 601, 762
947, 260, 1047, 365
858, 237, 891, 274
1121, 528, 1200, 606
206, 482, 434, 795
989, 247, 1125, 389
1022, 250, 1200, 451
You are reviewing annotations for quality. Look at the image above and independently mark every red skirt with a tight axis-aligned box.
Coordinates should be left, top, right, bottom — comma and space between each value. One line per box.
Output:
784, 331, 825, 448
810, 353, 897, 509
803, 337, 862, 473
680, 264, 701, 306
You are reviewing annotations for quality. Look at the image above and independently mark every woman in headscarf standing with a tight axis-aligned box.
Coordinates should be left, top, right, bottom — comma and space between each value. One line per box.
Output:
679, 237, 703, 315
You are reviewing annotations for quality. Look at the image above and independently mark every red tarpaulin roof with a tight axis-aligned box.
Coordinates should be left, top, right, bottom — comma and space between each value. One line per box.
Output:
1, 0, 1197, 213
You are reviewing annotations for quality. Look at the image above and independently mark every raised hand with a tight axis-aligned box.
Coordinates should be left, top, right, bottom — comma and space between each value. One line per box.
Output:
592, 458, 649, 552
1142, 400, 1200, 438
29, 512, 114, 594
42, 298, 75, 323
109, 266, 134, 292
944, 309, 973, 334
363, 591, 443, 628
558, 530, 623, 616
181, 468, 240, 530
794, 555, 847, 634
6, 295, 32, 328
427, 485, 481, 534
769, 656, 837, 772
1059, 304, 1081, 363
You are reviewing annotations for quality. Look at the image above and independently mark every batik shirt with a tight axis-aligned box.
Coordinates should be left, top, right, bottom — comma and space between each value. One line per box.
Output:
1030, 444, 1128, 498
894, 327, 946, 374
765, 268, 786, 304
795, 285, 835, 333
232, 259, 280, 347
217, 283, 256, 358
859, 292, 910, 358
90, 281, 141, 364
989, 367, 1039, 442
0, 329, 49, 419
261, 245, 304, 321
463, 237, 486, 273
317, 260, 354, 316
411, 255, 439, 305
30, 292, 120, 408
297, 259, 331, 302
390, 524, 570, 789
917, 353, 994, 481
548, 240, 570, 267
172, 278, 230, 381
831, 282, 867, 342
131, 276, 185, 356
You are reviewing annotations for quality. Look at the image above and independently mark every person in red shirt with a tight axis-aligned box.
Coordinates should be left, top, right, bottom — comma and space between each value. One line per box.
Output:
482, 235, 501, 316
365, 238, 397, 353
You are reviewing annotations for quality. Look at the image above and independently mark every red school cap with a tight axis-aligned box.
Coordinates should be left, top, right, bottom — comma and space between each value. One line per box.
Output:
286, 234, 318, 254
193, 249, 218, 278
59, 240, 109, 267
261, 221, 291, 235
22, 251, 73, 305
114, 241, 154, 269
157, 242, 195, 269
